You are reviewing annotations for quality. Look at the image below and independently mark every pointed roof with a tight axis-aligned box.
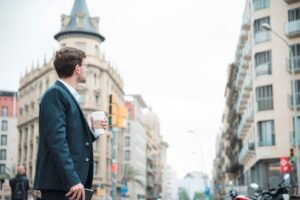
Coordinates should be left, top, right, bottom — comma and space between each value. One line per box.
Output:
54, 0, 105, 41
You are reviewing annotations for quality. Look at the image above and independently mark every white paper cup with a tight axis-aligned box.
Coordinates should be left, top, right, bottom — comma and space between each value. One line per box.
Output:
92, 111, 106, 136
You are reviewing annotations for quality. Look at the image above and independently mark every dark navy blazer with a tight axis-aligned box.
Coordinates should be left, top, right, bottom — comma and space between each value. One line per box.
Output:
34, 80, 96, 191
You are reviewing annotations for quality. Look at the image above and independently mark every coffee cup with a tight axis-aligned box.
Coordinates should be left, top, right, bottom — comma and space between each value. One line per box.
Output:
92, 111, 106, 136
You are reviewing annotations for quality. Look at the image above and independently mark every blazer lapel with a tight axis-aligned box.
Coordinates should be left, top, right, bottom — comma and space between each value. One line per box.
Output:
55, 81, 95, 138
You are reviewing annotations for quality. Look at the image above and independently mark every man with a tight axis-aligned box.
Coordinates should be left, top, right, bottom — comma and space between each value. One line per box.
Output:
33, 47, 107, 200
9, 165, 29, 200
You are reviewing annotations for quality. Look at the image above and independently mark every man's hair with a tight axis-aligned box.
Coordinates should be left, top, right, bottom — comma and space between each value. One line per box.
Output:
53, 47, 86, 78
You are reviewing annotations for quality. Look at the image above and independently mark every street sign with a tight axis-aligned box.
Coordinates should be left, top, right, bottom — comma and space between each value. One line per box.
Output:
280, 157, 292, 173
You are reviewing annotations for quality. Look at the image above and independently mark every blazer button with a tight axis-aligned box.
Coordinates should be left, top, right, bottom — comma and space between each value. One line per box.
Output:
85, 142, 89, 146
85, 158, 90, 162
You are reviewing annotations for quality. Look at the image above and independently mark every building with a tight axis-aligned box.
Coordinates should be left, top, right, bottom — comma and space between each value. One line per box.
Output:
163, 165, 178, 200
179, 172, 209, 200
143, 110, 163, 200
124, 95, 148, 199
17, 0, 125, 198
214, 0, 300, 197
0, 90, 18, 200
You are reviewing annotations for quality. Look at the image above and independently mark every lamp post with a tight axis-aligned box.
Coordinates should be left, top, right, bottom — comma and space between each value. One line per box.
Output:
261, 23, 300, 194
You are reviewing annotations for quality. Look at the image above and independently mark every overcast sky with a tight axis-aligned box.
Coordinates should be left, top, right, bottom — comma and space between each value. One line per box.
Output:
0, 0, 245, 179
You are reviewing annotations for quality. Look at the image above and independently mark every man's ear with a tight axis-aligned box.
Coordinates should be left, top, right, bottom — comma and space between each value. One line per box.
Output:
74, 65, 81, 74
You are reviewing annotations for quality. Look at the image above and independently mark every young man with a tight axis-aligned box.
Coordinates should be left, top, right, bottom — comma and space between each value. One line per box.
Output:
34, 47, 107, 200
9, 165, 29, 200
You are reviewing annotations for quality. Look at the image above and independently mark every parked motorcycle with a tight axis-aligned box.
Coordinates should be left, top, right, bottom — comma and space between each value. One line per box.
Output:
227, 174, 292, 200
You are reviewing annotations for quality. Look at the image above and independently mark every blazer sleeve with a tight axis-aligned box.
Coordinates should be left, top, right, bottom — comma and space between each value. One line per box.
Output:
40, 88, 81, 188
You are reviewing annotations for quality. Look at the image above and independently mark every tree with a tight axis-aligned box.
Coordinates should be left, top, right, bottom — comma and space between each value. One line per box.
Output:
178, 187, 190, 200
124, 165, 144, 186
193, 192, 204, 200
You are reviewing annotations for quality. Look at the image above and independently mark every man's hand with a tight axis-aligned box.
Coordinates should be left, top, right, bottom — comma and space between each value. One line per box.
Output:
100, 117, 108, 130
90, 117, 108, 130
65, 183, 85, 200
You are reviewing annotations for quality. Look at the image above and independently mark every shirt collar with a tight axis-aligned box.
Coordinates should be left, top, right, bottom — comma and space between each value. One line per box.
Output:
58, 79, 80, 102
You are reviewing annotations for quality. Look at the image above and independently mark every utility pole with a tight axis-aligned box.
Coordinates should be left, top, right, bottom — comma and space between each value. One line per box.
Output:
111, 127, 120, 200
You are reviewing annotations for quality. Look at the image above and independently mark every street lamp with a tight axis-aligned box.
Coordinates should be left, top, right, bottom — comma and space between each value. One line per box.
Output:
261, 23, 300, 194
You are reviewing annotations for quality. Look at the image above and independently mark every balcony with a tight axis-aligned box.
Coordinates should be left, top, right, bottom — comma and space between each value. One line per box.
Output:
241, 59, 249, 69
236, 76, 252, 112
242, 16, 251, 30
238, 142, 255, 164
284, 0, 300, 3
225, 154, 241, 174
286, 56, 300, 73
288, 92, 300, 109
258, 136, 275, 146
255, 63, 272, 77
254, 31, 271, 44
243, 44, 251, 60
240, 30, 248, 42
285, 20, 300, 38
237, 107, 254, 139
289, 131, 300, 146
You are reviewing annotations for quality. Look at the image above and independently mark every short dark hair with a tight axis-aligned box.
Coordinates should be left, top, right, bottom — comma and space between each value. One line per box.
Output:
53, 47, 86, 78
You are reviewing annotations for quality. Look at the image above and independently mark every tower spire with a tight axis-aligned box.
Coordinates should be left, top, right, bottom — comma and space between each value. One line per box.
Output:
54, 0, 105, 42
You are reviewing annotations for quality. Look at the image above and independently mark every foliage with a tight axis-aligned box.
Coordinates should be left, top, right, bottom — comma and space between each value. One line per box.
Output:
178, 187, 190, 200
193, 192, 205, 200
124, 165, 144, 187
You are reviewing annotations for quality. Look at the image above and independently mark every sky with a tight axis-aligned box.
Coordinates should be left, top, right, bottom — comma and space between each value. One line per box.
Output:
0, 0, 245, 179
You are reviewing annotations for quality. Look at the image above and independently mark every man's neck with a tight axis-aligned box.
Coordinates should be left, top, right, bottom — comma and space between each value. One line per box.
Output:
60, 77, 78, 90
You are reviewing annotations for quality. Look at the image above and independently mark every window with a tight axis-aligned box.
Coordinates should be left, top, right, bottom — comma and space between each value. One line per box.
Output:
254, 17, 271, 43
95, 45, 100, 57
125, 137, 130, 147
95, 94, 99, 105
288, 7, 300, 21
1, 135, 7, 146
258, 120, 275, 146
254, 17, 270, 33
76, 16, 85, 27
75, 42, 86, 52
256, 85, 273, 111
1, 120, 8, 131
125, 150, 130, 161
253, 0, 270, 11
93, 161, 98, 175
31, 102, 35, 112
78, 91, 85, 104
1, 106, 8, 117
255, 51, 272, 76
291, 80, 300, 106
0, 164, 5, 175
291, 44, 300, 71
25, 105, 29, 114
0, 149, 6, 160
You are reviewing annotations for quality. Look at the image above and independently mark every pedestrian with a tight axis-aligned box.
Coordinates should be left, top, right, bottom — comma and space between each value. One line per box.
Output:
9, 165, 30, 200
33, 47, 107, 200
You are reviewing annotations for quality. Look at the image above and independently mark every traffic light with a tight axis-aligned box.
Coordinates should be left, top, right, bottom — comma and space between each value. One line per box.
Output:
290, 148, 295, 163
109, 94, 118, 127
117, 106, 128, 128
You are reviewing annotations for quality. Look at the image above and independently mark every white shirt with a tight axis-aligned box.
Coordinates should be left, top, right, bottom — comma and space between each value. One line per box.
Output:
58, 79, 80, 102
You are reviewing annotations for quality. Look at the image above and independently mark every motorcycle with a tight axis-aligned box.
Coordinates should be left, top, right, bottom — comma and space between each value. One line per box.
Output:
228, 174, 291, 200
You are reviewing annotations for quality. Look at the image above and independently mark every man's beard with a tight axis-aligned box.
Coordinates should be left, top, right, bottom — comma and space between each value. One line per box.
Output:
77, 76, 86, 83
